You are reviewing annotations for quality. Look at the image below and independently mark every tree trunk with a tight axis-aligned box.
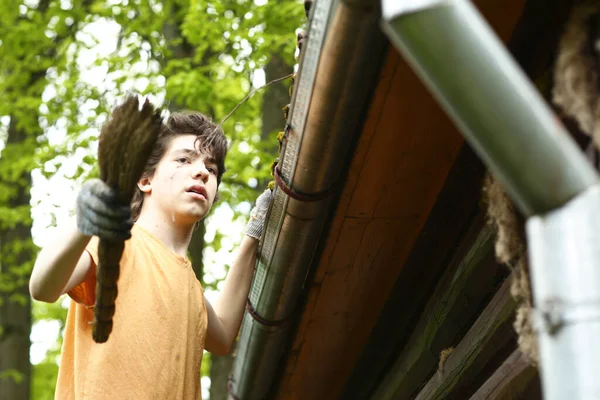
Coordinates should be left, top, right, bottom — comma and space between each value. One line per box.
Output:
261, 54, 291, 142
0, 117, 34, 400
259, 53, 293, 192
189, 223, 206, 281
209, 353, 234, 400
0, 1, 84, 396
1, 1, 58, 394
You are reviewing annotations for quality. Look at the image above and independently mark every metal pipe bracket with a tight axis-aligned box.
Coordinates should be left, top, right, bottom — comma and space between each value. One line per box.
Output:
533, 298, 600, 336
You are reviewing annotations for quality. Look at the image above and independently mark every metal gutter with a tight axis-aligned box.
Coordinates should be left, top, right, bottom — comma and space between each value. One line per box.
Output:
229, 0, 386, 398
380, 1, 600, 399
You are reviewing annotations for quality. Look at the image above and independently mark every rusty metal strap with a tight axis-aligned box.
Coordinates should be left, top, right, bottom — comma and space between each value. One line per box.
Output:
274, 165, 336, 202
245, 299, 290, 328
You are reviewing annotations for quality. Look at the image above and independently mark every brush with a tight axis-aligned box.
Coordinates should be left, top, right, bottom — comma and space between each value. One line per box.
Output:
93, 95, 162, 343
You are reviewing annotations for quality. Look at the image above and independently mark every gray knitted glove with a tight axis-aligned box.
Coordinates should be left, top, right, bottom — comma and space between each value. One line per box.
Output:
244, 189, 273, 239
76, 179, 133, 241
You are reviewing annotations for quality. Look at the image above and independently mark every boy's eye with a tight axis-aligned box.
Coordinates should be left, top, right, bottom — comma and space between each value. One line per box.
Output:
207, 166, 218, 175
176, 157, 191, 164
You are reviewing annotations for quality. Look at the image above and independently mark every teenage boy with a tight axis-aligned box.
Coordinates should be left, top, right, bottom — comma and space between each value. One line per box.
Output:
29, 111, 271, 399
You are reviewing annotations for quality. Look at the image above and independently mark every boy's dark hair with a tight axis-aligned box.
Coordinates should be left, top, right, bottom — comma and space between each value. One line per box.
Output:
131, 111, 228, 222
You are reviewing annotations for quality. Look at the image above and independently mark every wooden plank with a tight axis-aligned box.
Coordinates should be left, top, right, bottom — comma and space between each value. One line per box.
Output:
346, 52, 464, 220
278, 218, 404, 400
371, 226, 507, 400
412, 276, 517, 400
307, 48, 400, 287
475, 0, 525, 43
323, 217, 372, 275
470, 350, 539, 400
520, 371, 543, 400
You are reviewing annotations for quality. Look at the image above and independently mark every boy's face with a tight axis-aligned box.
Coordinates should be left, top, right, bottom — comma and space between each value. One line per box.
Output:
139, 134, 219, 225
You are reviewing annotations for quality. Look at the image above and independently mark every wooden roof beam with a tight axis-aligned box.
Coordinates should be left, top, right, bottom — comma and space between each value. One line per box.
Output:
370, 224, 507, 400
412, 275, 517, 399
469, 349, 540, 400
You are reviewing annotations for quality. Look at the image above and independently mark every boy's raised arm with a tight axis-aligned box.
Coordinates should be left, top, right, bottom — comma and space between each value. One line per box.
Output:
204, 189, 272, 355
29, 179, 133, 303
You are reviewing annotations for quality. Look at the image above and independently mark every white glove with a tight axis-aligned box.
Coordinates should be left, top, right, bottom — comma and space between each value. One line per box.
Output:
244, 189, 273, 239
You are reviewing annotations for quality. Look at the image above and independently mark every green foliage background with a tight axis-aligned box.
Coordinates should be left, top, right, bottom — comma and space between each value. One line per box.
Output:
0, 0, 304, 398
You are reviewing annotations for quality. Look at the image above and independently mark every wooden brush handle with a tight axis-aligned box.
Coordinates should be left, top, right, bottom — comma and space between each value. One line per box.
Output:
93, 239, 124, 343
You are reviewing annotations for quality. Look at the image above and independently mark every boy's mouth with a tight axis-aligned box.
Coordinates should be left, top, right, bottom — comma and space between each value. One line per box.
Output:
186, 184, 207, 200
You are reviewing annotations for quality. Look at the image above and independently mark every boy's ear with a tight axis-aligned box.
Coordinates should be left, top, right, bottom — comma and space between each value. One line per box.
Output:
138, 177, 152, 194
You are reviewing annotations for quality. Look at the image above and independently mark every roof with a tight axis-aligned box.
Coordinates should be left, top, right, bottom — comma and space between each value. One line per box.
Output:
229, 0, 542, 398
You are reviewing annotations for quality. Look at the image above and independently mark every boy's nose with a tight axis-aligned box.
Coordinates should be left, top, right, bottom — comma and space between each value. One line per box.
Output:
193, 163, 209, 181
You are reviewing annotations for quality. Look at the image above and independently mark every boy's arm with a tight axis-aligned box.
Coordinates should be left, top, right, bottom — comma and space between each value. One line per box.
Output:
29, 220, 94, 303
204, 189, 271, 355
205, 236, 258, 355
29, 179, 132, 303
204, 236, 258, 355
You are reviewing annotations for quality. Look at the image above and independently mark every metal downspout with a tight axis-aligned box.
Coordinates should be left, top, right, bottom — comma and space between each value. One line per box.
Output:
229, 0, 386, 398
380, 0, 596, 217
380, 1, 600, 399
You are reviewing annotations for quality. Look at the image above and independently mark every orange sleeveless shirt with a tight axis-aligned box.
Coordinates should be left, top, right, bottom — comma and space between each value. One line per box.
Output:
55, 224, 208, 400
